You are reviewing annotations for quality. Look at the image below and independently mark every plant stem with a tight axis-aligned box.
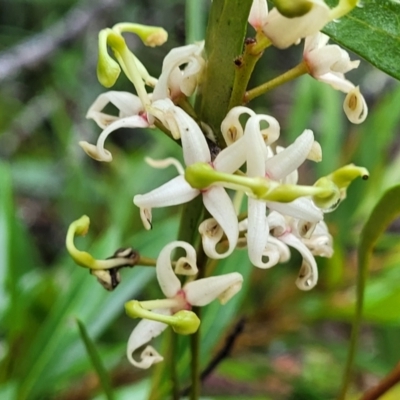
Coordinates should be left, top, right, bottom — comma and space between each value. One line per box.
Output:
244, 61, 308, 103
228, 33, 270, 110
195, 0, 253, 146
190, 307, 201, 400
190, 244, 208, 400
360, 362, 400, 400
170, 331, 180, 400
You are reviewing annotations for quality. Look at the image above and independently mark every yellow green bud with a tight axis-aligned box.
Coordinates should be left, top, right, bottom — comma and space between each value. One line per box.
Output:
124, 302, 200, 335
113, 23, 168, 47
326, 164, 369, 189
312, 177, 341, 210
97, 29, 122, 87
274, 0, 313, 18
170, 310, 201, 335
185, 163, 216, 189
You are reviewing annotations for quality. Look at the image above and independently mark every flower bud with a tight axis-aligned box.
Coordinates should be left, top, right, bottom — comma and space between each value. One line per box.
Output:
185, 163, 216, 189
170, 310, 201, 335
97, 29, 122, 88
274, 0, 313, 17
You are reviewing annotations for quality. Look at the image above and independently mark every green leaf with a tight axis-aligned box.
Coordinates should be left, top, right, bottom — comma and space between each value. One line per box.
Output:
323, 0, 400, 80
0, 162, 13, 316
339, 184, 400, 399
76, 319, 115, 400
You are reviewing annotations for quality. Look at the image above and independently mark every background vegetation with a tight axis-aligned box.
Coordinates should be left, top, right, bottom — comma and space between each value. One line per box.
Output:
1, 0, 400, 399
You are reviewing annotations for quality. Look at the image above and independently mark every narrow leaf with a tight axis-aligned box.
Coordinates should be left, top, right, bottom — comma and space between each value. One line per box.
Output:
339, 184, 400, 400
76, 318, 115, 400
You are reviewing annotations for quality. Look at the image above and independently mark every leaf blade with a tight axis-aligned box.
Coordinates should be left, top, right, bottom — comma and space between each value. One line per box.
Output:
76, 318, 115, 400
323, 0, 400, 80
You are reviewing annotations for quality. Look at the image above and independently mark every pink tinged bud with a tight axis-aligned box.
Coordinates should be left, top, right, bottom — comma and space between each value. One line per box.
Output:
262, 1, 330, 49
248, 0, 269, 31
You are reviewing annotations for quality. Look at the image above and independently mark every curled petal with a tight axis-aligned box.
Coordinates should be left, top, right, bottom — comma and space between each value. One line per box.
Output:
80, 115, 149, 162
265, 129, 314, 180
344, 86, 368, 124
221, 106, 256, 146
185, 272, 243, 306
266, 197, 323, 223
175, 259, 198, 276
202, 186, 239, 259
157, 241, 196, 298
267, 210, 287, 236
127, 312, 169, 369
280, 233, 318, 290
259, 236, 291, 269
266, 236, 291, 263
148, 98, 182, 139
249, 0, 269, 31
303, 221, 333, 257
79, 141, 112, 162
86, 91, 144, 129
199, 218, 224, 255
153, 43, 204, 101
297, 220, 317, 239
247, 198, 270, 268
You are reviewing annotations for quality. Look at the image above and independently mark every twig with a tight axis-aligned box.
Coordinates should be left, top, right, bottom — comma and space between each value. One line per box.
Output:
182, 317, 246, 396
0, 0, 121, 82
360, 362, 400, 400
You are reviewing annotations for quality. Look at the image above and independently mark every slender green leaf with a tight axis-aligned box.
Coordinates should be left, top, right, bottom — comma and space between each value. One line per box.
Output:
339, 184, 400, 400
76, 318, 115, 400
0, 162, 13, 316
324, 0, 400, 80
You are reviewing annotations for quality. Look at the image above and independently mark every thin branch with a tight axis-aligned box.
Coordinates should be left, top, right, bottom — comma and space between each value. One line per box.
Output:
360, 362, 400, 400
0, 0, 121, 82
182, 317, 246, 397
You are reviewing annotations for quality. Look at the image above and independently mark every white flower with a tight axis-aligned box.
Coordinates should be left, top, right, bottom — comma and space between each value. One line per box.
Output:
262, 0, 331, 49
303, 32, 367, 124
134, 99, 247, 259
266, 211, 333, 290
126, 241, 243, 368
152, 42, 205, 102
236, 107, 323, 268
79, 91, 149, 161
80, 43, 205, 161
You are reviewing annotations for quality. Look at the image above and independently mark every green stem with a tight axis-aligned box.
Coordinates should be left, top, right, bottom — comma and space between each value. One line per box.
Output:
228, 33, 271, 110
190, 307, 201, 400
190, 243, 207, 400
245, 61, 308, 103
195, 0, 254, 146
170, 330, 180, 400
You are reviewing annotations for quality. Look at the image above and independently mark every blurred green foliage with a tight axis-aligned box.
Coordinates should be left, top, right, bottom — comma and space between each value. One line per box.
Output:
1, 0, 400, 399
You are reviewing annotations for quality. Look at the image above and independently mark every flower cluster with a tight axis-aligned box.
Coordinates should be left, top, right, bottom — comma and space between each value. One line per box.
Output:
67, 0, 369, 370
